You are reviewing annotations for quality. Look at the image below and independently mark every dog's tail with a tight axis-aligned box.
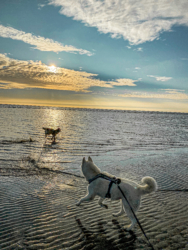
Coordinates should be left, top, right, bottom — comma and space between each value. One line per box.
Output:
138, 176, 157, 195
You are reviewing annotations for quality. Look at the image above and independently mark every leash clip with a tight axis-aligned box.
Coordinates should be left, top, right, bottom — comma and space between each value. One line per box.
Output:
115, 178, 121, 185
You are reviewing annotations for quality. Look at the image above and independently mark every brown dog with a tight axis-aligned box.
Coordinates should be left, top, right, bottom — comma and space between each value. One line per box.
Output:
43, 127, 61, 142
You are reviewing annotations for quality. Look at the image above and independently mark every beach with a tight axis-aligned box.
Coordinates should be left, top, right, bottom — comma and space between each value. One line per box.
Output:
0, 105, 188, 249
0, 167, 188, 250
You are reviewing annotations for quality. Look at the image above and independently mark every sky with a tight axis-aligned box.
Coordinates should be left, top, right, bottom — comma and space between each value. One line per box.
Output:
0, 0, 188, 112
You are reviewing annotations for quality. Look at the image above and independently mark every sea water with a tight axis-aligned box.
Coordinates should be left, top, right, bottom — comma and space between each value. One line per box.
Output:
0, 104, 188, 190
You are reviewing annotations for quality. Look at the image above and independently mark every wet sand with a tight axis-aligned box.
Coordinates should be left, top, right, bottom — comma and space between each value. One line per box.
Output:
0, 168, 188, 250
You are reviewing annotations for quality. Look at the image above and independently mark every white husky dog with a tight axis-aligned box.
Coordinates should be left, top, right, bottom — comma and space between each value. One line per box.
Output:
76, 157, 157, 230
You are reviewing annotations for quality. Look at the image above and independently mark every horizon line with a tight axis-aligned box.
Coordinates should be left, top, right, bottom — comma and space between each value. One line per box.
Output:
0, 102, 187, 114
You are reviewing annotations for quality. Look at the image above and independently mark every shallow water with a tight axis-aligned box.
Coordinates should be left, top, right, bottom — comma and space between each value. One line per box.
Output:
0, 104, 188, 189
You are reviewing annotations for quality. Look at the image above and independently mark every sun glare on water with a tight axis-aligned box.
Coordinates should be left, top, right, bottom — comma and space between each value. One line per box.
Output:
48, 64, 57, 73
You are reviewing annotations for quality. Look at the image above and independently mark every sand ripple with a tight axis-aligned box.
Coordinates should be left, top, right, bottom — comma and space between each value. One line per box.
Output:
0, 173, 187, 250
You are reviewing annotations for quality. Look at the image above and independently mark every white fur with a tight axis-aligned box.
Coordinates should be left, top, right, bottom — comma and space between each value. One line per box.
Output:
76, 157, 157, 230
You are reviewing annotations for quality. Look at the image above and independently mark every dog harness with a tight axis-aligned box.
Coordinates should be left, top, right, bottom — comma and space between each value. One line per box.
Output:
88, 173, 121, 198
88, 174, 155, 250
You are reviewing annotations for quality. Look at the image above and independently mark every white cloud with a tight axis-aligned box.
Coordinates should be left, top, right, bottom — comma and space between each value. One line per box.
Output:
48, 0, 188, 45
131, 47, 143, 52
108, 78, 137, 86
119, 89, 188, 100
147, 75, 172, 81
135, 47, 143, 52
0, 25, 93, 56
135, 67, 141, 70
38, 4, 45, 9
0, 54, 136, 92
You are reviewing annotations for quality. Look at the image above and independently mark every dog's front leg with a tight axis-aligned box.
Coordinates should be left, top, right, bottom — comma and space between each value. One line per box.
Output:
98, 197, 108, 209
76, 192, 95, 206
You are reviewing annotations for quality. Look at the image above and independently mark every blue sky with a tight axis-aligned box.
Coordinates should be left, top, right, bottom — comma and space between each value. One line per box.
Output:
0, 0, 188, 112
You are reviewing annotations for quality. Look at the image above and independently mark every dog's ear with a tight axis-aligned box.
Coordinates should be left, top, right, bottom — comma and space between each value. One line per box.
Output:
88, 156, 93, 162
82, 157, 86, 164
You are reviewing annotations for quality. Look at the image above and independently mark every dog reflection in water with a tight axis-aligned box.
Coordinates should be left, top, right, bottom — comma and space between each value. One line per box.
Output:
42, 127, 61, 143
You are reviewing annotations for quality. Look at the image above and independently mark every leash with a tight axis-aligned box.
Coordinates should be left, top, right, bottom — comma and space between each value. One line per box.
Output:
37, 138, 47, 163
158, 189, 188, 192
89, 174, 155, 249
117, 185, 155, 250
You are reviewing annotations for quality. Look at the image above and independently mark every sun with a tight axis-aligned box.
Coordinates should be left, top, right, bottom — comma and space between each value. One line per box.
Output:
48, 64, 57, 73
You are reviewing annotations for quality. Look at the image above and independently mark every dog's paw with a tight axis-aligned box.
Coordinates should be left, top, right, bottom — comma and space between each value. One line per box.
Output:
126, 223, 135, 231
76, 202, 80, 206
